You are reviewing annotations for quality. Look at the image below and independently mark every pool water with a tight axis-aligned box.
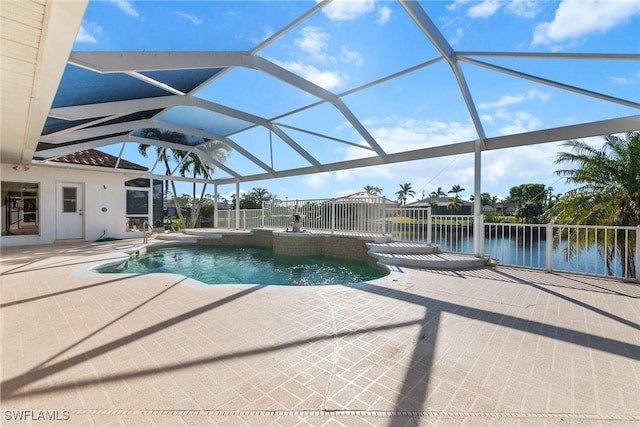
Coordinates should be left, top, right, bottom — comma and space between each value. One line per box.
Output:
99, 245, 386, 286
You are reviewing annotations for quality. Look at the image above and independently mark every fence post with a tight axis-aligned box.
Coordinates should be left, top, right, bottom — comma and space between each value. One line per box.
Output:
381, 197, 386, 234
636, 225, 639, 283
213, 185, 219, 228
331, 200, 336, 232
427, 207, 432, 244
546, 222, 554, 273
235, 181, 240, 230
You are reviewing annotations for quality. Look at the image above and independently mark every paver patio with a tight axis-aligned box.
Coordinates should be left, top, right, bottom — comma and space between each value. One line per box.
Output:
1, 240, 639, 426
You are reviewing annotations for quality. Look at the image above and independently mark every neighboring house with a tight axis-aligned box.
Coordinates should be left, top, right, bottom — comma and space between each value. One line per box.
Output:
332, 192, 399, 208
494, 202, 517, 216
1, 149, 161, 246
406, 197, 474, 215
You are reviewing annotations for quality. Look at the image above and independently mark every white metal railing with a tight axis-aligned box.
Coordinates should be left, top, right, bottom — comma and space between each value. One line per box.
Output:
142, 220, 152, 244
263, 197, 387, 233
484, 222, 638, 281
193, 197, 639, 282
384, 207, 475, 253
551, 224, 638, 279
430, 214, 474, 253
215, 209, 263, 229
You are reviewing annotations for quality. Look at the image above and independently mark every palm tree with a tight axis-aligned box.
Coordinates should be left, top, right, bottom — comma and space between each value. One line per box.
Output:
546, 132, 639, 277
363, 185, 383, 196
448, 184, 465, 197
138, 130, 231, 229
429, 187, 447, 198
395, 182, 415, 206
470, 192, 498, 208
447, 194, 463, 212
137, 129, 187, 226
177, 140, 231, 227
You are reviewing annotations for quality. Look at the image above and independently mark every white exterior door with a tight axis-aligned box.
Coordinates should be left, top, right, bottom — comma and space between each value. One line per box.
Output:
56, 183, 84, 239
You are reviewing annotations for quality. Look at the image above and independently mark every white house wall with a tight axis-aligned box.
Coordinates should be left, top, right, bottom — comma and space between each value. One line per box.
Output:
1, 164, 136, 246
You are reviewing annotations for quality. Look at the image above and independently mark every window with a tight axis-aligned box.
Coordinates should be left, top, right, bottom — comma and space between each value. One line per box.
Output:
1, 182, 39, 236
62, 187, 77, 212
125, 179, 163, 231
126, 190, 148, 214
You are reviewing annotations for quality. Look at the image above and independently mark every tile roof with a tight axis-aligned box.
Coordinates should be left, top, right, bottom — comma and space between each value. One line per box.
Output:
50, 148, 147, 171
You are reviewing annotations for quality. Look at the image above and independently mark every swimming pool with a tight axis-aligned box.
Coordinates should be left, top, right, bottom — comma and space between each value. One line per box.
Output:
98, 245, 387, 286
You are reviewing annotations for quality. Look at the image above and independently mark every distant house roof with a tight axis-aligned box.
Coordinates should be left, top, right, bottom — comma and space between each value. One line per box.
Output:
50, 149, 148, 171
406, 197, 473, 208
332, 191, 398, 206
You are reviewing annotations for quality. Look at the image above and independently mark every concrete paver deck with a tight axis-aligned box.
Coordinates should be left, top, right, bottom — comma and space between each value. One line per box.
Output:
1, 240, 639, 426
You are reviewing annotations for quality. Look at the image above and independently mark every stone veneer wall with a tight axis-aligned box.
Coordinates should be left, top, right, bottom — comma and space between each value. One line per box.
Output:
188, 228, 376, 265
271, 231, 375, 263
249, 229, 275, 248
272, 233, 323, 257
194, 229, 274, 248
196, 234, 254, 247
190, 229, 379, 264
321, 235, 369, 261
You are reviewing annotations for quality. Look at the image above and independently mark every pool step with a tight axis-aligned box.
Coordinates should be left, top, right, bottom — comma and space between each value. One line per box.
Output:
370, 251, 489, 269
367, 241, 489, 269
155, 233, 199, 242
366, 241, 440, 254
184, 228, 253, 237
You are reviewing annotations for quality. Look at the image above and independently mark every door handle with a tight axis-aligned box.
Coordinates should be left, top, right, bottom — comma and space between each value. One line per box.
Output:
79, 209, 83, 216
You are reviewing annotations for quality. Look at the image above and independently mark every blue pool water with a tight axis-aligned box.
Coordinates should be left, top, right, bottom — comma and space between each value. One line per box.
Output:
98, 245, 386, 286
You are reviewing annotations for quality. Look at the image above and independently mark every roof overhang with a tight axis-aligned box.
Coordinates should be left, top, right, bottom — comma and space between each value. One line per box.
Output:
0, 0, 88, 165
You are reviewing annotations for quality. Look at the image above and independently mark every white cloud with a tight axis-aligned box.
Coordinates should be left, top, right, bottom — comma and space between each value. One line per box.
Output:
376, 6, 392, 24
109, 0, 140, 18
478, 89, 550, 110
304, 172, 334, 189
480, 114, 494, 123
247, 27, 274, 45
497, 110, 543, 134
177, 12, 203, 25
505, 0, 539, 18
532, 0, 640, 46
344, 116, 477, 160
448, 28, 464, 46
340, 46, 364, 66
331, 116, 478, 187
446, 0, 473, 11
467, 0, 502, 18
607, 72, 640, 85
321, 0, 376, 21
273, 60, 348, 90
448, 0, 538, 19
76, 24, 98, 44
369, 118, 477, 154
295, 26, 331, 63
301, 114, 578, 200
250, 27, 275, 45
482, 142, 565, 188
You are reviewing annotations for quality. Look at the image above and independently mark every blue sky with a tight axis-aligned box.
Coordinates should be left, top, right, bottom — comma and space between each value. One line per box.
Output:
74, 0, 640, 203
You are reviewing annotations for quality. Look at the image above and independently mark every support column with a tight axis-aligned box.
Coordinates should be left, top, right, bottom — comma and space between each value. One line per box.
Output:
473, 139, 484, 257
213, 184, 218, 228
235, 181, 240, 229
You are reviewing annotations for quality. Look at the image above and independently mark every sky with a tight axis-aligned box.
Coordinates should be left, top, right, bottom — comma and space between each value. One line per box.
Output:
73, 0, 640, 204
